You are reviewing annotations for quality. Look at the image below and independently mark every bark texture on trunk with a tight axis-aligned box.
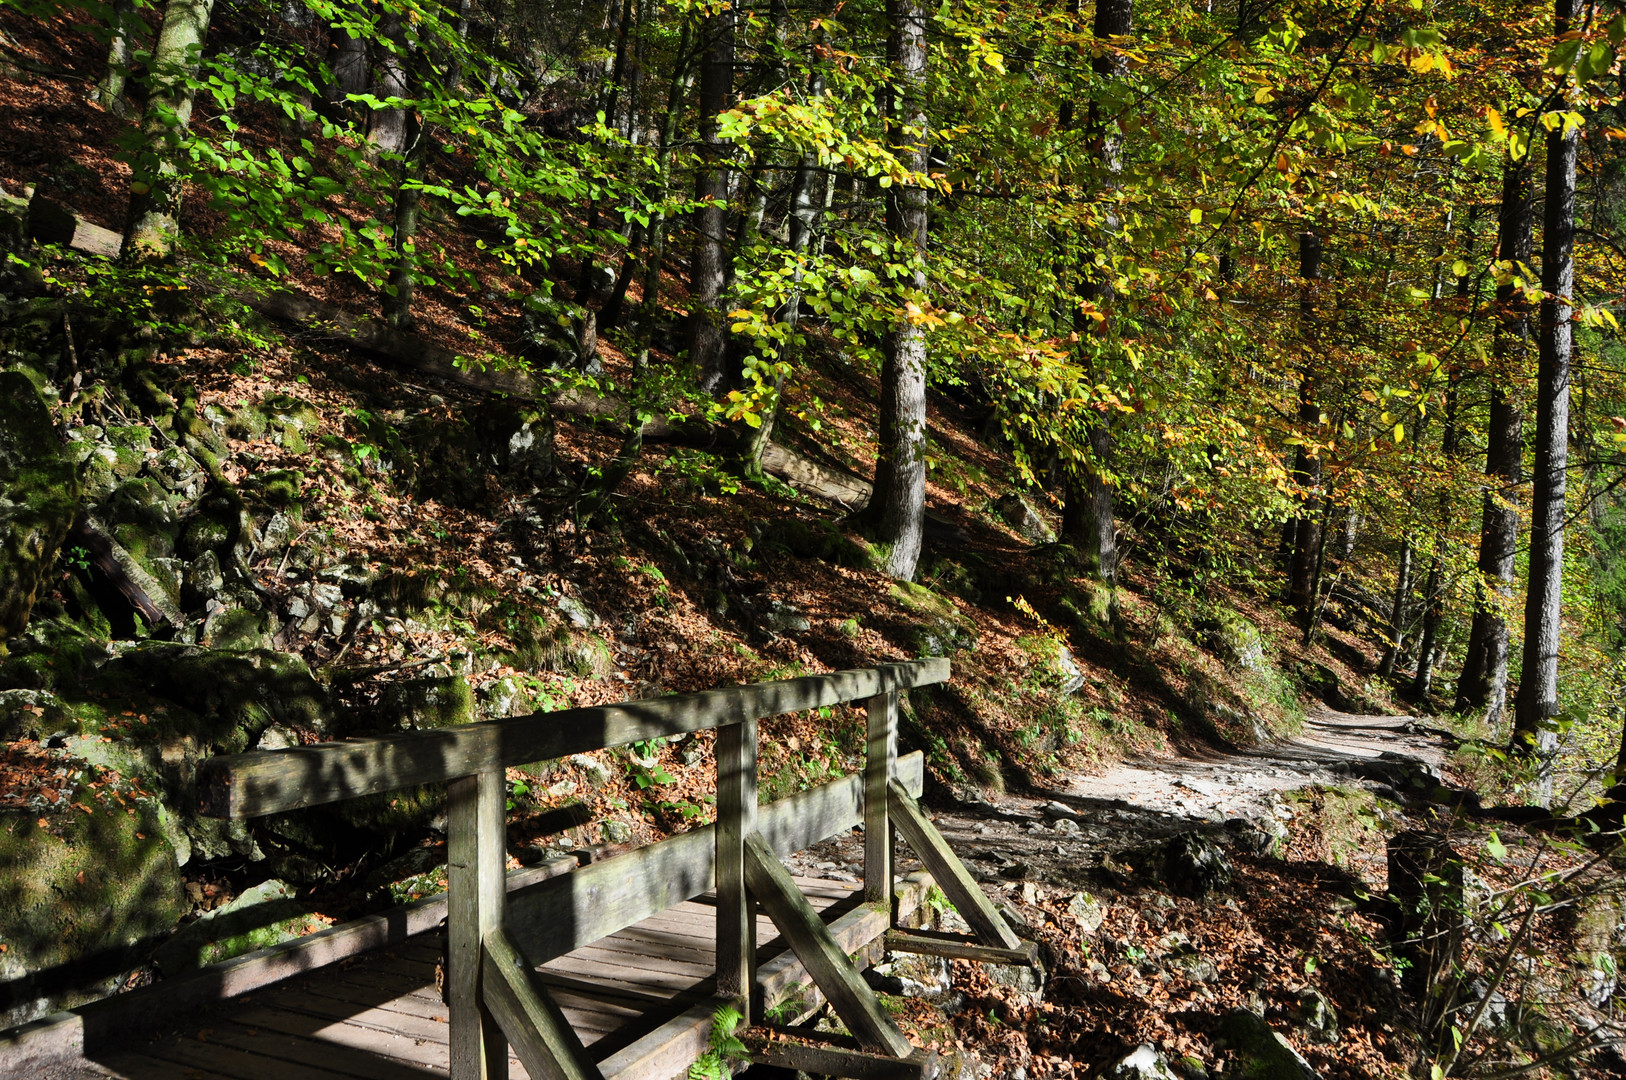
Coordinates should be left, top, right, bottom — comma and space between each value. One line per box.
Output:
1379, 536, 1414, 679
1457, 164, 1532, 728
367, 14, 410, 155
95, 0, 139, 116
869, 0, 930, 580
1513, 10, 1578, 800
1061, 0, 1131, 586
690, 1, 736, 395
1286, 229, 1325, 619
123, 0, 219, 262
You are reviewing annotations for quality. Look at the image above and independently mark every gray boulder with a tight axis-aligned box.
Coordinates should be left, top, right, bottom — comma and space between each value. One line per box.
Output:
1220, 1009, 1321, 1079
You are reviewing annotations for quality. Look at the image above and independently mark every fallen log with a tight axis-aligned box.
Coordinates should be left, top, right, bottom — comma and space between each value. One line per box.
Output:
69, 515, 184, 629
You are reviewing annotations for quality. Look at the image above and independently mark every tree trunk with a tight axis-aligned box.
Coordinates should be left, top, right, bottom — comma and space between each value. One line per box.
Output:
383, 108, 426, 329
1061, 0, 1131, 586
123, 0, 219, 262
1457, 163, 1532, 728
367, 13, 410, 156
866, 0, 930, 581
1379, 536, 1414, 678
1286, 229, 1325, 619
690, 0, 736, 395
633, 20, 696, 362
1413, 373, 1462, 700
95, 0, 139, 116
1412, 555, 1445, 697
323, 9, 369, 119
1513, 3, 1579, 800
744, 63, 827, 468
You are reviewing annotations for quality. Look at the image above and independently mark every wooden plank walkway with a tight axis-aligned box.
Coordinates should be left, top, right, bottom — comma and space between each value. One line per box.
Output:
81, 878, 892, 1080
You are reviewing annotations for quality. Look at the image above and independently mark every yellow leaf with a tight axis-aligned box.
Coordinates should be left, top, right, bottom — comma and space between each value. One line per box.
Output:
1393, 422, 1405, 443
1254, 86, 1275, 104
1189, 208, 1203, 224
1487, 108, 1506, 140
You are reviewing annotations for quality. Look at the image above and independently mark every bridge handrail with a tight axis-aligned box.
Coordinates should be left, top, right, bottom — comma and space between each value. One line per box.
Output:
198, 658, 949, 819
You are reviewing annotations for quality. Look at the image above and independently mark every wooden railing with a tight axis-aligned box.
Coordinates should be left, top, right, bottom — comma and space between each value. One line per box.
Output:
200, 658, 1025, 1080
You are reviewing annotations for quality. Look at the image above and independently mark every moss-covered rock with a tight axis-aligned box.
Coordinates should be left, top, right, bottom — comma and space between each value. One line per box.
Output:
1201, 609, 1265, 672
98, 643, 330, 753
889, 582, 977, 657
0, 803, 184, 1003
378, 675, 475, 731
151, 878, 328, 974
760, 518, 870, 568
0, 371, 80, 643
108, 477, 179, 544
257, 469, 304, 507
260, 393, 321, 454
200, 607, 275, 652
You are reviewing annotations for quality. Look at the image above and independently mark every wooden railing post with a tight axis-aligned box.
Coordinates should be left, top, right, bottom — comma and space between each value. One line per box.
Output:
448, 764, 508, 1080
864, 691, 897, 913
716, 717, 758, 1019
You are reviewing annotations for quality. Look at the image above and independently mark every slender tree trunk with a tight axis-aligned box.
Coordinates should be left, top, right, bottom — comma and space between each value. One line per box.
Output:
1286, 229, 1325, 619
1413, 380, 1461, 700
95, 0, 139, 116
690, 0, 736, 394
383, 108, 426, 329
366, 13, 410, 155
1458, 164, 1532, 728
1061, 0, 1131, 588
1412, 557, 1445, 695
123, 0, 218, 262
1513, 1, 1579, 800
1379, 536, 1415, 678
1301, 495, 1335, 646
633, 20, 696, 365
323, 7, 369, 118
744, 64, 827, 467
866, 0, 930, 580
577, 0, 638, 305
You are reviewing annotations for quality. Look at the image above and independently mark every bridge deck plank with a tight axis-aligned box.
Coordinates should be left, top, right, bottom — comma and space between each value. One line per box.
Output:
79, 875, 913, 1080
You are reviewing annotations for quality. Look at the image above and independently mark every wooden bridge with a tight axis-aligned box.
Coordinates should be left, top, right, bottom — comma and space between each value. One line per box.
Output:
31, 659, 1034, 1080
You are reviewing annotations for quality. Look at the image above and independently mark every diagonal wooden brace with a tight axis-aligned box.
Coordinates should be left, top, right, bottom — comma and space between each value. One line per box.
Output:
482, 925, 606, 1080
742, 833, 914, 1058
887, 779, 1023, 951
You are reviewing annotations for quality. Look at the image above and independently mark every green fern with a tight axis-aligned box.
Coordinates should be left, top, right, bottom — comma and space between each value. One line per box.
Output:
688, 1005, 747, 1080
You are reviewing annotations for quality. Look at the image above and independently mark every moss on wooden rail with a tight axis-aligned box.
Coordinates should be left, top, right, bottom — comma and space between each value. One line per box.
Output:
199, 659, 948, 819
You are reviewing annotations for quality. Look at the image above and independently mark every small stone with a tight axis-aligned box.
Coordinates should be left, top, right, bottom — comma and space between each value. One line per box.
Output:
600, 819, 633, 844
1066, 891, 1106, 933
569, 753, 613, 789
1101, 1046, 1179, 1080
557, 595, 599, 629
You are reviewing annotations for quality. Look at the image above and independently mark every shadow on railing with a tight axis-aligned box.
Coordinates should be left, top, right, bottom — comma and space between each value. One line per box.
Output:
200, 657, 1024, 1080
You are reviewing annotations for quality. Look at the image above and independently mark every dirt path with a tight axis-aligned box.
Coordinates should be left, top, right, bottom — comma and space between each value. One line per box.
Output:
788, 707, 1454, 894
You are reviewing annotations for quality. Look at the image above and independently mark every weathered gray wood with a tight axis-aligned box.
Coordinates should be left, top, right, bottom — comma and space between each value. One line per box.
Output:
0, 859, 575, 1080
742, 833, 912, 1058
883, 930, 1038, 966
864, 691, 897, 909
484, 925, 606, 1080
743, 1031, 939, 1080
201, 660, 949, 818
887, 780, 1022, 951
715, 716, 757, 1015
594, 995, 731, 1079
508, 753, 924, 964
448, 768, 507, 1080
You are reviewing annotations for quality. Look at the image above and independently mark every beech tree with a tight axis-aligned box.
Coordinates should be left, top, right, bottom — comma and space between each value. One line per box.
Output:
866, 0, 930, 581
1512, 0, 1580, 798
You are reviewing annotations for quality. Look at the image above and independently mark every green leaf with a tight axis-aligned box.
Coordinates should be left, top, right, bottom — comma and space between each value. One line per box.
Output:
1486, 830, 1507, 861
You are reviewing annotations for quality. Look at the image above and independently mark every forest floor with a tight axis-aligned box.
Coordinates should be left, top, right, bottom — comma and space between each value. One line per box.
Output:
794, 711, 1623, 1079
